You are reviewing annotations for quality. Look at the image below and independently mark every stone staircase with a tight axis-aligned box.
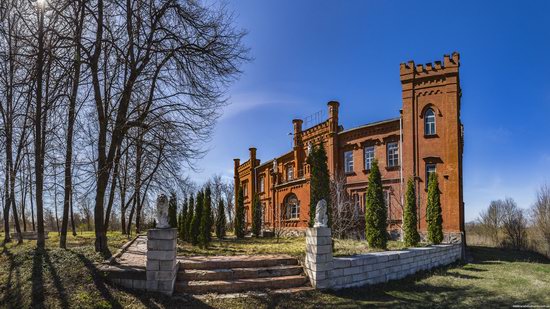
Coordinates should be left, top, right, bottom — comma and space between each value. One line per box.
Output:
175, 255, 310, 294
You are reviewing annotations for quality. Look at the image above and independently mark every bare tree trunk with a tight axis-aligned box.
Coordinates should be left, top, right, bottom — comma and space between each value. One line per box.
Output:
104, 147, 121, 231
60, 0, 85, 249
70, 192, 76, 236
35, 3, 46, 249
27, 155, 35, 232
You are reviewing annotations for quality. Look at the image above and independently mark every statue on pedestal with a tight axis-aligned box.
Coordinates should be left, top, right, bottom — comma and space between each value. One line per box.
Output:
314, 199, 328, 228
155, 194, 170, 229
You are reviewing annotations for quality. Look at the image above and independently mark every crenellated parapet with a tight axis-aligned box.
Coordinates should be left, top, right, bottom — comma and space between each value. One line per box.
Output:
400, 52, 459, 84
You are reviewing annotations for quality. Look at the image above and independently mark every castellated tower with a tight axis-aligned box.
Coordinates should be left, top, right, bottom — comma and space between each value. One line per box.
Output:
400, 52, 464, 237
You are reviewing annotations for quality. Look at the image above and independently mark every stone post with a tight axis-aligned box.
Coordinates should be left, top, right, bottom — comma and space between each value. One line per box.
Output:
305, 227, 334, 289
146, 194, 178, 295
146, 228, 178, 295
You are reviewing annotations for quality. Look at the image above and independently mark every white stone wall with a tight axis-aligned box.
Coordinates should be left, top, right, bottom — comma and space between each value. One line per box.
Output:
330, 244, 462, 289
146, 228, 178, 295
305, 227, 463, 290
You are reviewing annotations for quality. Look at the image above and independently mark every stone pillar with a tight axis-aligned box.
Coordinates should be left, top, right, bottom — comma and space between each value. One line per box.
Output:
305, 227, 334, 289
146, 228, 178, 295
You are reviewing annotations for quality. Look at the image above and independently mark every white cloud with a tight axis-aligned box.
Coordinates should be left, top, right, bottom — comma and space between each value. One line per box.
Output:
220, 91, 304, 120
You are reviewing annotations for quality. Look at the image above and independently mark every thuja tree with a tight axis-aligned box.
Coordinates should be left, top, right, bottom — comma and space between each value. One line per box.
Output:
403, 178, 420, 247
251, 194, 262, 237
168, 192, 178, 228
199, 187, 213, 248
178, 197, 188, 240
364, 159, 387, 249
235, 186, 246, 238
308, 142, 330, 227
426, 172, 443, 244
185, 195, 194, 242
215, 200, 226, 239
191, 191, 204, 245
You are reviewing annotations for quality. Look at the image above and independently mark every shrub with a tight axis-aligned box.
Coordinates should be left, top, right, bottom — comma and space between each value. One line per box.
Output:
426, 172, 443, 244
185, 195, 194, 242
308, 141, 330, 227
235, 186, 245, 239
403, 178, 420, 247
199, 187, 213, 248
215, 199, 226, 239
191, 191, 203, 246
364, 159, 387, 249
168, 191, 178, 228
182, 198, 191, 240
251, 194, 262, 237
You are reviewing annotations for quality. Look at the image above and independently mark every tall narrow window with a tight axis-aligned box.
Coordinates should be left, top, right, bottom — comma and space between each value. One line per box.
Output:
259, 176, 265, 192
286, 165, 293, 181
242, 182, 248, 197
426, 163, 436, 188
285, 194, 299, 219
344, 150, 354, 173
364, 146, 375, 170
425, 108, 436, 136
387, 142, 399, 167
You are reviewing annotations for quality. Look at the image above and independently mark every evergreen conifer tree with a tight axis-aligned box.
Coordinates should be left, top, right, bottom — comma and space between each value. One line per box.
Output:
364, 159, 387, 249
178, 197, 188, 240
215, 200, 226, 239
426, 172, 443, 244
168, 191, 178, 228
199, 187, 213, 248
307, 142, 331, 227
403, 178, 420, 247
185, 195, 194, 242
251, 194, 262, 236
235, 186, 245, 238
191, 191, 203, 245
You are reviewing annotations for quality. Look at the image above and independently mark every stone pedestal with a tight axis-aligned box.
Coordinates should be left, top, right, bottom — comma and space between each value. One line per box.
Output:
146, 228, 178, 295
305, 227, 334, 289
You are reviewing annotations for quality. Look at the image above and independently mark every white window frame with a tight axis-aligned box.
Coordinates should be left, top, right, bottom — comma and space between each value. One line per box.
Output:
364, 146, 375, 170
426, 163, 437, 188
387, 142, 399, 167
259, 176, 265, 193
286, 165, 293, 181
285, 195, 299, 220
425, 108, 436, 136
344, 150, 354, 174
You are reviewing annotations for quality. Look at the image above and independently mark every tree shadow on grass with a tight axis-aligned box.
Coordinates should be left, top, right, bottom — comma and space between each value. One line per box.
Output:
31, 248, 70, 309
71, 250, 123, 309
468, 246, 550, 264
2, 247, 23, 308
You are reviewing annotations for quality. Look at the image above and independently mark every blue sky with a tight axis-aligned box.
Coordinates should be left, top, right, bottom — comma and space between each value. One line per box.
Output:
189, 0, 550, 222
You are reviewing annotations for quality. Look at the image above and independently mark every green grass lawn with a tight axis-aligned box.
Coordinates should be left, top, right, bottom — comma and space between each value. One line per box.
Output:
177, 236, 412, 258
1, 231, 549, 308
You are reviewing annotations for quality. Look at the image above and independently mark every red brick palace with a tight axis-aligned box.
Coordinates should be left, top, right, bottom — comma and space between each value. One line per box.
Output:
233, 52, 464, 239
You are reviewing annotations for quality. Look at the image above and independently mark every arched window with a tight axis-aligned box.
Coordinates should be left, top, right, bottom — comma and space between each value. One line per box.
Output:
424, 108, 436, 135
284, 194, 299, 219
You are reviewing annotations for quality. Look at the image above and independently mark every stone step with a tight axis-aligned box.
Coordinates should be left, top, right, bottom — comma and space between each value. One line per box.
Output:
177, 265, 303, 281
178, 255, 298, 270
175, 275, 308, 294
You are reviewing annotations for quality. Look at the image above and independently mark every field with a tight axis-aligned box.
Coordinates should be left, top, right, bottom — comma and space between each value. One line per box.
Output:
1, 232, 549, 308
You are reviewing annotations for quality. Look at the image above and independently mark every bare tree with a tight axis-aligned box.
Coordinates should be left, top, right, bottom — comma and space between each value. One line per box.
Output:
501, 198, 527, 250
532, 184, 550, 253
330, 172, 363, 239
479, 200, 505, 246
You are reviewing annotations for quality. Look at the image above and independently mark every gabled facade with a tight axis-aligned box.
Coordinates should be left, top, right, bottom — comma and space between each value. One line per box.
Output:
233, 52, 464, 239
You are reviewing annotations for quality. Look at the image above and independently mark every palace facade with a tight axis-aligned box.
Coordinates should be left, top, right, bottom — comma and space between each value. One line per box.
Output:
233, 52, 464, 239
